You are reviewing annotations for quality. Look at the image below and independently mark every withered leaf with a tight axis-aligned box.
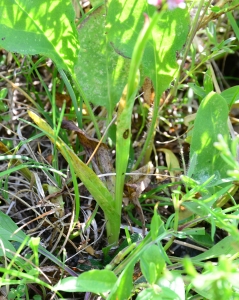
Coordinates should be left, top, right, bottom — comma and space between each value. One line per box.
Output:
61, 120, 115, 194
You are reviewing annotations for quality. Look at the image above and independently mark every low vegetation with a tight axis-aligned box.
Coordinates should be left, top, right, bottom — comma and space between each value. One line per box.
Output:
0, 0, 239, 299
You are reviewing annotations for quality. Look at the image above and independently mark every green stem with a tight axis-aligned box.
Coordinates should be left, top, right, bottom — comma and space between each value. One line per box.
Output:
115, 11, 162, 240
113, 229, 172, 276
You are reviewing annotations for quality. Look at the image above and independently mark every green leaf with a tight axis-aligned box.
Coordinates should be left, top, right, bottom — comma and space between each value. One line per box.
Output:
183, 184, 233, 217
90, 0, 103, 7
0, 237, 17, 257
220, 86, 239, 109
0, 210, 27, 243
0, 0, 79, 73
190, 231, 214, 248
108, 263, 134, 300
136, 286, 180, 300
0, 237, 26, 268
192, 235, 239, 262
55, 269, 117, 293
76, 2, 189, 111
108, 2, 189, 171
142, 8, 190, 96
0, 87, 8, 104
189, 92, 230, 188
181, 227, 205, 236
75, 5, 130, 112
140, 245, 165, 284
107, 2, 189, 95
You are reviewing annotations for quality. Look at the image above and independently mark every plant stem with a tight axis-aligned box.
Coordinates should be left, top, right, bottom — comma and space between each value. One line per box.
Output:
115, 11, 162, 242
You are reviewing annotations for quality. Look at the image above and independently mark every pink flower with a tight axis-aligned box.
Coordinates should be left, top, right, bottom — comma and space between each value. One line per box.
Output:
148, 0, 186, 9
167, 0, 186, 9
148, 0, 162, 6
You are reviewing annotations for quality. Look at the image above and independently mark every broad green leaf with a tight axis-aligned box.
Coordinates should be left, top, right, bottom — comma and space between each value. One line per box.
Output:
108, 2, 189, 171
140, 245, 165, 284
76, 2, 189, 111
75, 5, 130, 112
220, 86, 239, 109
0, 0, 79, 73
108, 263, 134, 300
90, 0, 103, 6
55, 269, 117, 293
107, 1, 190, 95
106, 1, 151, 59
190, 231, 214, 248
189, 92, 230, 187
142, 8, 189, 96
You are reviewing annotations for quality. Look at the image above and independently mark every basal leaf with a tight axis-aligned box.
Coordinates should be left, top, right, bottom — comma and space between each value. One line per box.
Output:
76, 2, 189, 111
189, 92, 230, 186
106, 1, 150, 59
107, 1, 190, 95
0, 0, 79, 73
142, 8, 190, 95
75, 5, 130, 112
